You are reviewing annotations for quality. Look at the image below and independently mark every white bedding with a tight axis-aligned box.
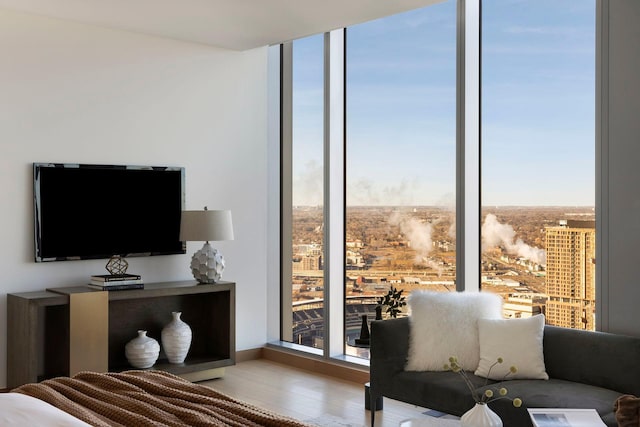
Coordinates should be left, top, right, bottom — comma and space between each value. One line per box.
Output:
0, 393, 90, 426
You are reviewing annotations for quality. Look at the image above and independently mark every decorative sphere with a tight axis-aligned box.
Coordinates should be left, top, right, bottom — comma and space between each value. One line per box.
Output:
190, 243, 225, 283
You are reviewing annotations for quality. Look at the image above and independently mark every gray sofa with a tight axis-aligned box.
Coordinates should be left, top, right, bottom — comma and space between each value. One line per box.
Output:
369, 317, 640, 426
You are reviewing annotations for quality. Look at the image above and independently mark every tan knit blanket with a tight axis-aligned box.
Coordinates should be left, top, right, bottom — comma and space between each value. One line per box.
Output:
13, 370, 312, 427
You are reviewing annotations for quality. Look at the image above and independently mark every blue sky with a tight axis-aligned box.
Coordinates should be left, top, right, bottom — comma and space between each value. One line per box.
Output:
292, 0, 595, 207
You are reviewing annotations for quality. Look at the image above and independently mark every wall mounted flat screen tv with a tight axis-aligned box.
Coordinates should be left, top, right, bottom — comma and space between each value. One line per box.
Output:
34, 163, 186, 262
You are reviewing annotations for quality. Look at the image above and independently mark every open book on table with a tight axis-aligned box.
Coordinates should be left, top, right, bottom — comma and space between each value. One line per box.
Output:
528, 408, 607, 427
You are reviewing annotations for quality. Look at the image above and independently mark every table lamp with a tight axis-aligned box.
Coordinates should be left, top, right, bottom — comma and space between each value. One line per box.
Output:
180, 207, 234, 283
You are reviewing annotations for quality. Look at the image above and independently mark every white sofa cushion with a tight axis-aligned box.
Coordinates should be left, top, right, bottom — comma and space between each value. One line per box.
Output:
405, 291, 503, 372
474, 314, 549, 380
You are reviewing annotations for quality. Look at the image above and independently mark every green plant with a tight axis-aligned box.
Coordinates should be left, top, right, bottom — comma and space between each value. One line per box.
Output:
444, 356, 522, 407
377, 286, 407, 318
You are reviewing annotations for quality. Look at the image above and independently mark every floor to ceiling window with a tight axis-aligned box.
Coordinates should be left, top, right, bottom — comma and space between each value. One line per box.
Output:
344, 1, 457, 358
286, 34, 325, 349
278, 0, 598, 362
480, 0, 596, 329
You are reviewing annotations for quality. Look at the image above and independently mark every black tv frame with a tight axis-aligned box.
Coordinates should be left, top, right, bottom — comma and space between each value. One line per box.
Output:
33, 162, 186, 262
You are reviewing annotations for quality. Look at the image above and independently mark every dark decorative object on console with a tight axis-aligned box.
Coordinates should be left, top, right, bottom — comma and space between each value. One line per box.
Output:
355, 315, 370, 346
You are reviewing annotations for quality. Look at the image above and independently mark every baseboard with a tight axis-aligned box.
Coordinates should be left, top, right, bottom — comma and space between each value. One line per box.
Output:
225, 347, 370, 384
261, 346, 370, 384
235, 347, 263, 363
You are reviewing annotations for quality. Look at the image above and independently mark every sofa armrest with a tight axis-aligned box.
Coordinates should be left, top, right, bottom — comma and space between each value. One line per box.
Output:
370, 317, 410, 397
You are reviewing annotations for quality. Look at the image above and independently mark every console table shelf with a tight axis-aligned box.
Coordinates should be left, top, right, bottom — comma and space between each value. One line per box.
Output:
7, 280, 235, 388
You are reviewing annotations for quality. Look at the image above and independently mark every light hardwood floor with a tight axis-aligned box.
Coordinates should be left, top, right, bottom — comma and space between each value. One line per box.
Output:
199, 359, 432, 427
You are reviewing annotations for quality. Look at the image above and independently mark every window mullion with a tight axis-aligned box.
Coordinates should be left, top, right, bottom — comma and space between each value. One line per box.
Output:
280, 42, 294, 341
457, 0, 481, 292
324, 29, 346, 359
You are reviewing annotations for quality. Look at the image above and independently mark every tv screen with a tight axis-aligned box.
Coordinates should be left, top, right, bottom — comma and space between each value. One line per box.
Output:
34, 163, 186, 262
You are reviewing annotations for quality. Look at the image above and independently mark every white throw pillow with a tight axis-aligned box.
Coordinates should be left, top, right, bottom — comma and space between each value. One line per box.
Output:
474, 314, 549, 380
405, 291, 503, 372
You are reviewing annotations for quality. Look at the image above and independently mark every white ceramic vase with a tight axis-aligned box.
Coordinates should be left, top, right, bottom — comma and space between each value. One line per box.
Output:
161, 311, 192, 364
460, 403, 503, 427
125, 330, 160, 369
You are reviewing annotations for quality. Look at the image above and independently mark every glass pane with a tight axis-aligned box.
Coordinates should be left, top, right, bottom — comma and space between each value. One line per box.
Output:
346, 0, 457, 358
290, 34, 325, 349
481, 0, 596, 330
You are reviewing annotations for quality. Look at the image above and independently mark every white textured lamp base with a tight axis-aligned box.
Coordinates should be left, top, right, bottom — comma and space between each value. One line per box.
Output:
190, 242, 225, 284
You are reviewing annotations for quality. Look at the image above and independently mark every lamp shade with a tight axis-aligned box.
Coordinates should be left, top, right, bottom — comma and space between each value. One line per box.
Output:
180, 209, 234, 242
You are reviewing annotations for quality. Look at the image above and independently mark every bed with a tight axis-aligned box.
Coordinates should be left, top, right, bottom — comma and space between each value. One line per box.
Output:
7, 370, 312, 427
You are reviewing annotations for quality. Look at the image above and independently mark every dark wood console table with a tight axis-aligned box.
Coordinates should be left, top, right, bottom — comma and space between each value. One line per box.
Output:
7, 280, 235, 388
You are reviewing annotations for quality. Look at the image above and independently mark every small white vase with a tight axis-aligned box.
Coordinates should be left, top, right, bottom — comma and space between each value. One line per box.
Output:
460, 403, 503, 427
161, 311, 192, 364
125, 330, 160, 369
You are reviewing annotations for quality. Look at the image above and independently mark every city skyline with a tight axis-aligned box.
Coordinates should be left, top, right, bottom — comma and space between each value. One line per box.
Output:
290, 205, 598, 350
292, 0, 595, 207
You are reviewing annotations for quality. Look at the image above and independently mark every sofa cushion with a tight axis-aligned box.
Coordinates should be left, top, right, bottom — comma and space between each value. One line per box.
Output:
475, 315, 548, 380
477, 379, 620, 427
392, 370, 494, 416
406, 291, 502, 372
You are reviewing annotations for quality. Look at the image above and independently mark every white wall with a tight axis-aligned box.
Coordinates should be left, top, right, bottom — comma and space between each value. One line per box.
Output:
0, 9, 268, 388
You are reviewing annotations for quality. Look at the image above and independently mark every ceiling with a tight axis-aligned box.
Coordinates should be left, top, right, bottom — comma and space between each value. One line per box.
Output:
0, 0, 443, 50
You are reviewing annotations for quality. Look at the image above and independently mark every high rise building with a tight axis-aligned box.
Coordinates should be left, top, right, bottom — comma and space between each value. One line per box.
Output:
545, 220, 596, 330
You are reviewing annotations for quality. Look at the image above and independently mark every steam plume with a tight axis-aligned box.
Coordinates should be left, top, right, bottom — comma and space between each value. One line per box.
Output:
481, 214, 545, 265
389, 212, 443, 274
